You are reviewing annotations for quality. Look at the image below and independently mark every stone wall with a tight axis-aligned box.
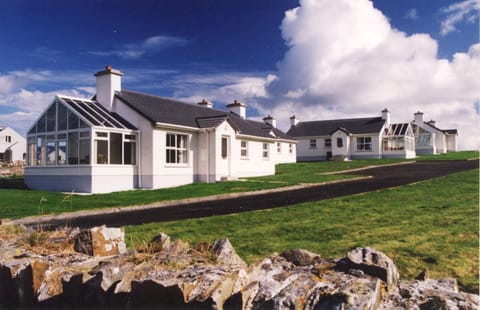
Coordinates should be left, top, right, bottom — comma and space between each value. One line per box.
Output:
0, 225, 478, 309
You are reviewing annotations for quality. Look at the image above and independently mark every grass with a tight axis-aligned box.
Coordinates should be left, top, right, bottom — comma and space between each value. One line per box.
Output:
416, 150, 479, 161
0, 150, 476, 220
125, 168, 479, 293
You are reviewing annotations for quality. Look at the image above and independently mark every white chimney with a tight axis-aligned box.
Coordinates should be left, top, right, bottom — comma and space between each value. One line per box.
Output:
263, 115, 276, 128
226, 100, 246, 119
197, 99, 213, 108
414, 111, 424, 124
94, 66, 123, 111
427, 120, 436, 127
381, 108, 390, 126
290, 115, 299, 127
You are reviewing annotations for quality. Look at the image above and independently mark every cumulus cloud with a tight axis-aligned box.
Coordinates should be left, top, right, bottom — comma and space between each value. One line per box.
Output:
440, 0, 480, 35
257, 0, 480, 150
89, 35, 188, 59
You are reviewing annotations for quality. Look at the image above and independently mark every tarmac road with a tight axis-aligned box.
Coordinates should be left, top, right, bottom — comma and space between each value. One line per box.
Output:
22, 160, 479, 229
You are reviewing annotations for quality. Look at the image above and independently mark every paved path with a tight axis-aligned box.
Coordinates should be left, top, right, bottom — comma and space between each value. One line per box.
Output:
16, 160, 479, 229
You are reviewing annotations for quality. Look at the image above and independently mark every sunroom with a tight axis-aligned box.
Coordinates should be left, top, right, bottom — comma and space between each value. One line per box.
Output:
382, 123, 416, 159
24, 95, 138, 193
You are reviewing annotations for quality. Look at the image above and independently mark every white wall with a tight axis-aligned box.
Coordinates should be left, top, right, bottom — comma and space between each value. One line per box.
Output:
274, 141, 297, 164
350, 134, 382, 159
295, 136, 331, 161
331, 131, 350, 159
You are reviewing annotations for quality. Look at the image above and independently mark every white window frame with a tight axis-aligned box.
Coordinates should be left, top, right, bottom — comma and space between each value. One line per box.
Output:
324, 138, 331, 148
277, 142, 281, 153
309, 139, 317, 149
356, 136, 372, 152
262, 143, 269, 159
240, 140, 248, 158
166, 132, 189, 165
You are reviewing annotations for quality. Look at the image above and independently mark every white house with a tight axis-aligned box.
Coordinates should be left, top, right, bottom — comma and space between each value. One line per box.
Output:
411, 111, 458, 154
24, 67, 296, 193
287, 109, 416, 161
0, 126, 26, 163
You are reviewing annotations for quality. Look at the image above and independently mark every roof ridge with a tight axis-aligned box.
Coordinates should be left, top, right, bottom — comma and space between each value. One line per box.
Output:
297, 116, 382, 124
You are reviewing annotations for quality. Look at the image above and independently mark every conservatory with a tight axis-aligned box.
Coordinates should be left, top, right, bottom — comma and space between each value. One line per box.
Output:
25, 95, 138, 193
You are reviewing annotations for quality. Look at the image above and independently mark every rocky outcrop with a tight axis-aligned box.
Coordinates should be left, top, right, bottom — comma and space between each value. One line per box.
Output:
0, 225, 477, 309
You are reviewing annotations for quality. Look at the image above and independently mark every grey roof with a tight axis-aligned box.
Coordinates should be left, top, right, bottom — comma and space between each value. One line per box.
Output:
115, 90, 295, 141
287, 117, 385, 137
444, 129, 458, 135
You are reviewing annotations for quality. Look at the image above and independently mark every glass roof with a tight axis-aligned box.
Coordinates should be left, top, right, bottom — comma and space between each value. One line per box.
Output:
58, 96, 137, 130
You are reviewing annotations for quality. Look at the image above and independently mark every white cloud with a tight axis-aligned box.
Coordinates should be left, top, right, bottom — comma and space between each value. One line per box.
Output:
440, 0, 480, 35
257, 0, 480, 150
89, 35, 188, 59
405, 8, 419, 20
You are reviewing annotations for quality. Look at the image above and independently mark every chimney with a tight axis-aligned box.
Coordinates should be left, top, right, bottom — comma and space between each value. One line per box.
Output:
226, 100, 246, 119
381, 108, 390, 126
414, 111, 424, 124
197, 99, 213, 108
94, 66, 123, 111
427, 120, 436, 127
290, 115, 299, 127
263, 115, 276, 128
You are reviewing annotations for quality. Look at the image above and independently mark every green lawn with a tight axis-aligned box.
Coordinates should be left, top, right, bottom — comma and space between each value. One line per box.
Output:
0, 150, 477, 220
126, 168, 479, 293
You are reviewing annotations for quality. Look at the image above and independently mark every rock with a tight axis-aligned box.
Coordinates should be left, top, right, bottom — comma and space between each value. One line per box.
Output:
415, 268, 429, 281
213, 238, 247, 268
74, 226, 126, 257
149, 232, 171, 252
346, 247, 400, 292
280, 249, 322, 266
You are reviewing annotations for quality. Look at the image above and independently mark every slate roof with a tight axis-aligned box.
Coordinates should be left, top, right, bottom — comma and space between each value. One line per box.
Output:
115, 90, 295, 141
287, 117, 386, 137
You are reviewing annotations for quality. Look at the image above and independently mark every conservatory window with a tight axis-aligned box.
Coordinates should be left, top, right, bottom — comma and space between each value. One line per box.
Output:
46, 104, 56, 132
68, 132, 79, 164
124, 134, 136, 165
95, 132, 109, 164
110, 132, 122, 164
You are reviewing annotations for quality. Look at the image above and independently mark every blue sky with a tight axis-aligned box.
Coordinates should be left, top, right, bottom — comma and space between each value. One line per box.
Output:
0, 0, 479, 149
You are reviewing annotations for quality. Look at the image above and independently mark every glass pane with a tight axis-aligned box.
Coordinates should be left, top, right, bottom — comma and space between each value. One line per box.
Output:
221, 137, 227, 158
46, 103, 56, 132
37, 136, 46, 165
124, 141, 136, 165
46, 141, 56, 165
110, 133, 122, 164
68, 110, 79, 129
68, 132, 79, 165
57, 103, 68, 130
37, 113, 46, 133
95, 140, 108, 164
58, 141, 67, 165
28, 143, 36, 166
79, 139, 90, 164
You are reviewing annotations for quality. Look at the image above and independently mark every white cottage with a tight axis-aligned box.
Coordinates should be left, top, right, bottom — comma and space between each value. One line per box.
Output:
287, 109, 416, 161
411, 111, 458, 154
24, 67, 296, 193
0, 126, 26, 163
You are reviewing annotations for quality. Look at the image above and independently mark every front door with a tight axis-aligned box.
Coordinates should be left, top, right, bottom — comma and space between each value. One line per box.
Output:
220, 136, 231, 179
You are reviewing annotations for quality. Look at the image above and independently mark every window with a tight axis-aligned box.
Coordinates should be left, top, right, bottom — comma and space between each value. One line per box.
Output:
221, 137, 228, 159
289, 143, 293, 154
124, 135, 136, 165
95, 132, 108, 164
46, 104, 56, 132
166, 133, 188, 164
4, 136, 11, 143
337, 138, 343, 148
262, 143, 269, 158
324, 139, 331, 147
46, 140, 56, 165
383, 137, 405, 151
240, 140, 248, 158
309, 139, 317, 149
357, 137, 372, 152
277, 142, 281, 153
109, 133, 122, 164
68, 132, 79, 164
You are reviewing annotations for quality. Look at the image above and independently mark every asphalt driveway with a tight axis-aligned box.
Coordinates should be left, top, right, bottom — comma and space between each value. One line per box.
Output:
16, 159, 479, 229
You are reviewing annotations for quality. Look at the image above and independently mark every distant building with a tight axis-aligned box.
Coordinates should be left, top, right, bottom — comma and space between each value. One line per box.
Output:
412, 111, 458, 154
0, 126, 26, 163
287, 109, 416, 161
24, 67, 296, 193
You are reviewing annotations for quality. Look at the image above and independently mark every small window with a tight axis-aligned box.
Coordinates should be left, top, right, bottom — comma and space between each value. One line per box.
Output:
262, 143, 269, 158
309, 139, 317, 149
221, 137, 228, 159
324, 139, 331, 147
277, 142, 281, 153
240, 140, 248, 158
289, 143, 293, 154
5, 136, 11, 143
337, 138, 343, 148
